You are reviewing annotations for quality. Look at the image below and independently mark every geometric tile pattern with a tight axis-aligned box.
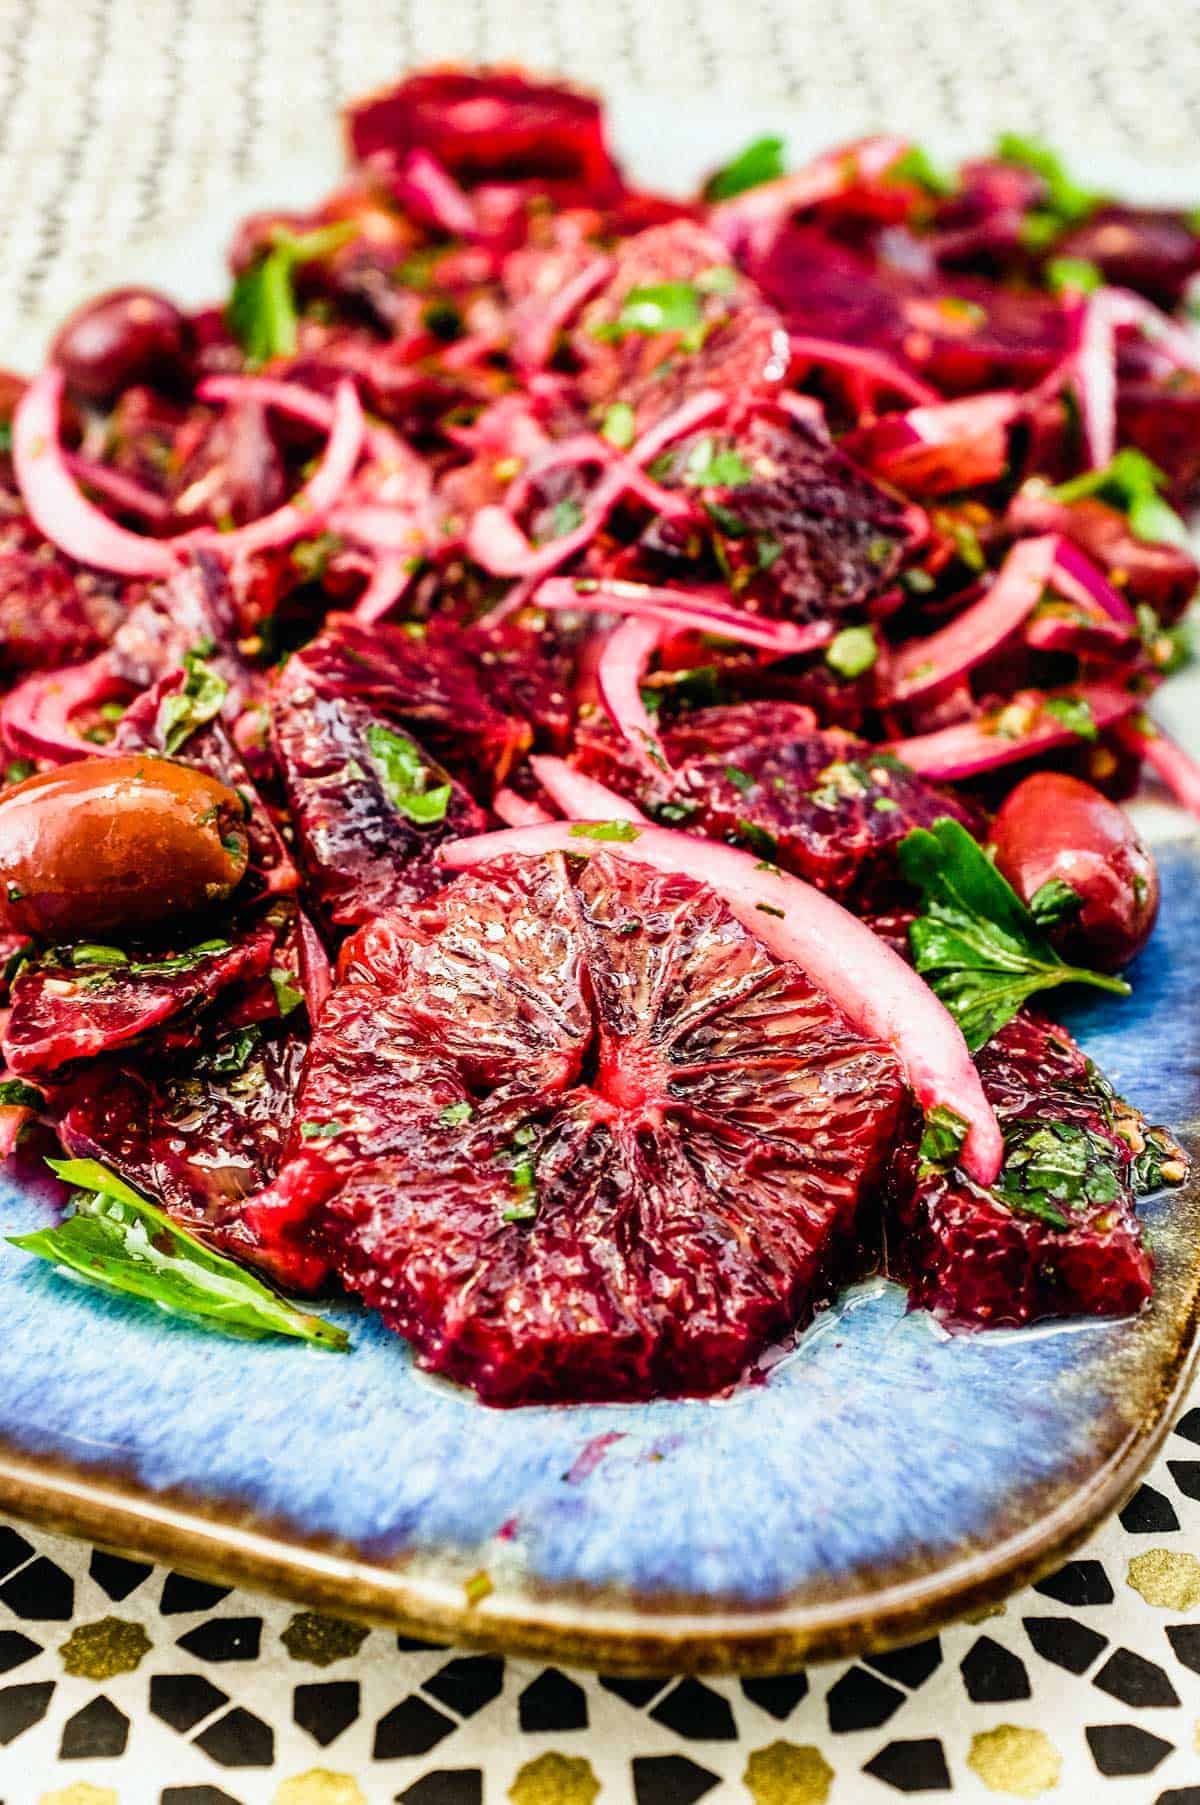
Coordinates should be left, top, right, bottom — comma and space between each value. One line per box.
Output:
2, 1388, 1200, 1801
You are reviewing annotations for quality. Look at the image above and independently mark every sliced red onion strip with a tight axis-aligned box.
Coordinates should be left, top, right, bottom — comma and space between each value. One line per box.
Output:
627, 389, 727, 465
1103, 287, 1200, 377
0, 652, 126, 762
529, 754, 651, 825
492, 787, 554, 828
595, 617, 670, 778
535, 575, 835, 657
441, 812, 1003, 1183
14, 369, 180, 576
890, 684, 1138, 780
197, 375, 405, 466
391, 147, 479, 238
1050, 537, 1137, 625
1076, 290, 1117, 469
512, 255, 614, 371
352, 556, 414, 624
788, 335, 940, 407
888, 535, 1059, 701
329, 503, 426, 553
63, 454, 172, 526
1116, 716, 1200, 818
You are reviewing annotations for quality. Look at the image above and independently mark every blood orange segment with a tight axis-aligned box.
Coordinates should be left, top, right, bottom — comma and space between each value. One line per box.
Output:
257, 851, 905, 1403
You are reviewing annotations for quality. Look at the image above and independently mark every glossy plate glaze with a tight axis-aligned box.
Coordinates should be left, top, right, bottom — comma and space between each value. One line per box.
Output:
0, 105, 1198, 1674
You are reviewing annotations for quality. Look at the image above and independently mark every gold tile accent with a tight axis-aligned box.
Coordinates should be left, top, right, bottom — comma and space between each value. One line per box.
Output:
1127, 1548, 1200, 1611
744, 1739, 835, 1805
509, 1752, 601, 1805
280, 1611, 370, 1666
967, 1726, 1062, 1798
38, 1788, 119, 1805
273, 1771, 366, 1805
59, 1616, 152, 1679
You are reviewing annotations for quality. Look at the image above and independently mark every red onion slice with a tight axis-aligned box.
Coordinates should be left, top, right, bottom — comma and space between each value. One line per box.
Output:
849, 391, 1023, 496
535, 575, 835, 657
789, 335, 941, 408
529, 754, 651, 824
390, 148, 479, 238
197, 375, 406, 466
1116, 715, 1200, 817
1050, 537, 1137, 625
297, 911, 332, 1024
1076, 290, 1117, 469
888, 535, 1059, 702
492, 788, 554, 828
890, 684, 1138, 779
512, 254, 614, 372
0, 653, 127, 763
63, 454, 172, 526
596, 616, 670, 777
352, 556, 414, 624
441, 811, 1003, 1183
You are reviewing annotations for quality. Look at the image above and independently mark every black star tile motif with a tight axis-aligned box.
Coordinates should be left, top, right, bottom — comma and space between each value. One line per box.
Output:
149, 1673, 230, 1733
960, 1635, 1031, 1702
1166, 1460, 1200, 1501
0, 1630, 40, 1675
176, 1616, 264, 1663
1093, 1648, 1180, 1708
1119, 1484, 1180, 1534
0, 1554, 74, 1620
1023, 1616, 1108, 1674
649, 1677, 737, 1741
160, 1788, 247, 1805
60, 1693, 130, 1759
293, 1679, 360, 1746
0, 1679, 54, 1745
192, 1705, 275, 1768
600, 1675, 668, 1708
0, 1526, 33, 1579
160, 1573, 233, 1615
396, 1634, 450, 1652
397, 1771, 485, 1805
739, 1672, 809, 1719
1033, 1561, 1114, 1607
519, 1667, 589, 1732
631, 1753, 721, 1804
1155, 1790, 1200, 1805
1165, 1624, 1200, 1674
862, 1736, 952, 1793
826, 1666, 906, 1733
373, 1694, 457, 1759
422, 1654, 504, 1718
1172, 1406, 1200, 1445
90, 1549, 153, 1601
1085, 1723, 1175, 1776
865, 1638, 942, 1690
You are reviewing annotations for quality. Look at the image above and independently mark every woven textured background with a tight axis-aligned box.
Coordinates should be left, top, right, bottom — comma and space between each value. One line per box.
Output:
1, 3, 1200, 1798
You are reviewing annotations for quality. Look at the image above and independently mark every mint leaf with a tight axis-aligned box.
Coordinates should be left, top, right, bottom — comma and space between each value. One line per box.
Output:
918, 1104, 970, 1175
899, 816, 1130, 1051
1029, 878, 1082, 927
10, 1160, 349, 1350
227, 221, 355, 367
157, 644, 228, 755
365, 723, 452, 826
1050, 447, 1190, 548
684, 437, 754, 488
704, 135, 786, 201
994, 1120, 1121, 1229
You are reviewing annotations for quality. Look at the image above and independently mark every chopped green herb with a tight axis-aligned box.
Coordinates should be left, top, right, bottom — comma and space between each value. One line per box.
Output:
1050, 447, 1190, 547
0, 1079, 44, 1111
724, 765, 756, 794
227, 221, 356, 366
439, 1100, 473, 1128
756, 534, 784, 572
995, 133, 1100, 227
685, 438, 754, 488
365, 723, 452, 826
703, 135, 786, 201
548, 497, 584, 540
157, 644, 229, 755
695, 264, 739, 294
706, 501, 749, 538
10, 1159, 349, 1349
1029, 877, 1081, 927
300, 1120, 343, 1141
599, 401, 636, 449
918, 1104, 970, 1175
1045, 255, 1104, 294
125, 938, 230, 979
825, 624, 878, 679
204, 1026, 263, 1079
1136, 603, 1192, 675
755, 901, 785, 919
887, 144, 958, 198
652, 797, 701, 825
568, 819, 641, 843
1043, 695, 1098, 741
270, 968, 304, 1017
4, 759, 35, 786
591, 282, 704, 343
734, 818, 778, 861
899, 816, 1131, 1051
874, 796, 900, 814
994, 1120, 1120, 1229
71, 944, 130, 969
901, 566, 936, 596
290, 531, 344, 582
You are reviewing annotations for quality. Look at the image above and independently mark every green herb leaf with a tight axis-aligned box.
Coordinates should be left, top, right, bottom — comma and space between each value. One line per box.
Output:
71, 944, 129, 969
1045, 255, 1104, 294
270, 968, 304, 1017
599, 401, 636, 449
993, 1120, 1120, 1229
548, 497, 584, 540
290, 531, 344, 582
995, 133, 1100, 226
724, 765, 756, 794
157, 645, 229, 755
899, 816, 1131, 1051
734, 818, 778, 861
126, 938, 230, 980
365, 723, 452, 826
439, 1100, 473, 1128
704, 135, 786, 201
4, 759, 35, 786
300, 1120, 343, 1141
10, 1160, 349, 1350
918, 1104, 970, 1175
203, 1026, 262, 1079
825, 624, 878, 679
1043, 695, 1097, 741
1136, 603, 1192, 675
568, 819, 641, 843
0, 1079, 43, 1111
684, 438, 754, 488
1029, 878, 1082, 927
1049, 447, 1190, 548
227, 222, 356, 367
696, 265, 739, 294
591, 282, 703, 343
887, 144, 958, 198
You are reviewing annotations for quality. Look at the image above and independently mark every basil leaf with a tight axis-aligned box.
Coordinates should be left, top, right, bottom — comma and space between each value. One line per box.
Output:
10, 1160, 348, 1351
704, 135, 786, 201
365, 723, 452, 826
918, 1104, 970, 1175
899, 817, 1130, 1051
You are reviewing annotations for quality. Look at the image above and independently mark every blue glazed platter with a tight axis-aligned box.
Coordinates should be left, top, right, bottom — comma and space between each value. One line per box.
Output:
1, 113, 1198, 1672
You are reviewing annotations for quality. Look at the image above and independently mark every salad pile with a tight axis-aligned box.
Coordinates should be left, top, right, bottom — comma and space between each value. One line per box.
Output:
0, 68, 1195, 1402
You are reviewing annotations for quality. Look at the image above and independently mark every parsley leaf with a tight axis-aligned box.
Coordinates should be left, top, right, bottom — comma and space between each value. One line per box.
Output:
825, 624, 878, 679
227, 222, 355, 366
887, 144, 958, 198
365, 723, 452, 826
899, 816, 1131, 1051
591, 282, 703, 343
1050, 448, 1190, 548
10, 1159, 348, 1349
684, 437, 753, 488
704, 135, 786, 201
995, 133, 1100, 227
157, 644, 228, 755
568, 820, 641, 843
1043, 695, 1098, 741
1045, 255, 1104, 294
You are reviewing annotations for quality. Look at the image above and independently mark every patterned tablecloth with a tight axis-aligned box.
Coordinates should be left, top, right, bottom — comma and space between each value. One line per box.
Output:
1, 0, 1199, 1798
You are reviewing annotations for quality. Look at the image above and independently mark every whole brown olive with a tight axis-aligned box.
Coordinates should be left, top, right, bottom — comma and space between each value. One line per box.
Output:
990, 771, 1159, 971
50, 287, 190, 405
0, 756, 248, 942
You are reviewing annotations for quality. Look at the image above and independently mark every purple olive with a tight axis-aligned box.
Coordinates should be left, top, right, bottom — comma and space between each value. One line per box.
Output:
990, 772, 1159, 971
50, 287, 190, 405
